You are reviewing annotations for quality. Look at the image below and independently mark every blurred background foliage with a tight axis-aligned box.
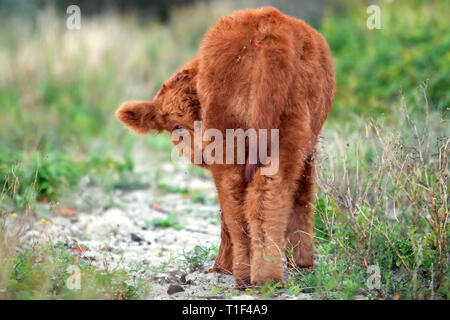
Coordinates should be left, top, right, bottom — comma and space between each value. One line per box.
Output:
0, 0, 448, 205
0, 0, 448, 300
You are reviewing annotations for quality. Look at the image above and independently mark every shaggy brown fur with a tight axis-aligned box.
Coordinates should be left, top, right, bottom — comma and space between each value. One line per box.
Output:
116, 7, 335, 288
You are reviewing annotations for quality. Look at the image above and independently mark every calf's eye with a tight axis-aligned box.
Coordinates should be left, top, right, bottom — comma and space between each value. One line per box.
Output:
174, 125, 183, 132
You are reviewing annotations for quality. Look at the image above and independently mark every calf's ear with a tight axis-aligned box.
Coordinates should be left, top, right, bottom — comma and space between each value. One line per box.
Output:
116, 100, 157, 134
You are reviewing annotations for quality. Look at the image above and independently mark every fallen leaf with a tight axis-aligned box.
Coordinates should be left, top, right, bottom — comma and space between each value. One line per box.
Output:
54, 207, 77, 216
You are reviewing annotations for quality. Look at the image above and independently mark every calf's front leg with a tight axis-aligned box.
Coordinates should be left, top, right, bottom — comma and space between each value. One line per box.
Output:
245, 124, 312, 286
285, 157, 315, 269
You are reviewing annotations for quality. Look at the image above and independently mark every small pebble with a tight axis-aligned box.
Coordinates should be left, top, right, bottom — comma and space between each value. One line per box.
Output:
167, 284, 185, 295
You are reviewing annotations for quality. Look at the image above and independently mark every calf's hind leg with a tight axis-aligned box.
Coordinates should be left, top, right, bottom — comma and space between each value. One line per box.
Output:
285, 156, 315, 269
245, 122, 312, 286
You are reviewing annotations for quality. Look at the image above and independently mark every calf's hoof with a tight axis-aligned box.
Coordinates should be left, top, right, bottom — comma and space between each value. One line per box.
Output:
251, 276, 284, 288
250, 263, 283, 287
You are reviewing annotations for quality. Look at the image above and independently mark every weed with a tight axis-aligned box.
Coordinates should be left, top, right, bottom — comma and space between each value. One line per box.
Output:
146, 212, 184, 230
210, 284, 227, 295
157, 183, 189, 195
182, 245, 218, 272
286, 90, 448, 299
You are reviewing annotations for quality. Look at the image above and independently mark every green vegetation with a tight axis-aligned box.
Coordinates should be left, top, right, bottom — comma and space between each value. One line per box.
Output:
157, 183, 218, 204
209, 284, 228, 296
324, 0, 449, 121
146, 212, 184, 230
189, 188, 218, 204
157, 183, 189, 195
0, 222, 148, 299
0, 0, 448, 299
285, 92, 448, 299
183, 245, 218, 272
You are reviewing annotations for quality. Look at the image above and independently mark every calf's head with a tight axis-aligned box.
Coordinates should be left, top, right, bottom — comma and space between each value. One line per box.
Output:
116, 61, 202, 162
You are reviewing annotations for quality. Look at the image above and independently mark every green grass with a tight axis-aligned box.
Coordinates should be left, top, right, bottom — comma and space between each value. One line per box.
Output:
209, 284, 228, 296
156, 183, 218, 204
157, 183, 189, 195
284, 92, 449, 300
0, 223, 149, 299
189, 188, 218, 204
146, 212, 184, 230
323, 0, 449, 121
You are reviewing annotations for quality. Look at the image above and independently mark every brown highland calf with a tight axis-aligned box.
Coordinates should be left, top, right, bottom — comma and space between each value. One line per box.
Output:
116, 7, 335, 288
